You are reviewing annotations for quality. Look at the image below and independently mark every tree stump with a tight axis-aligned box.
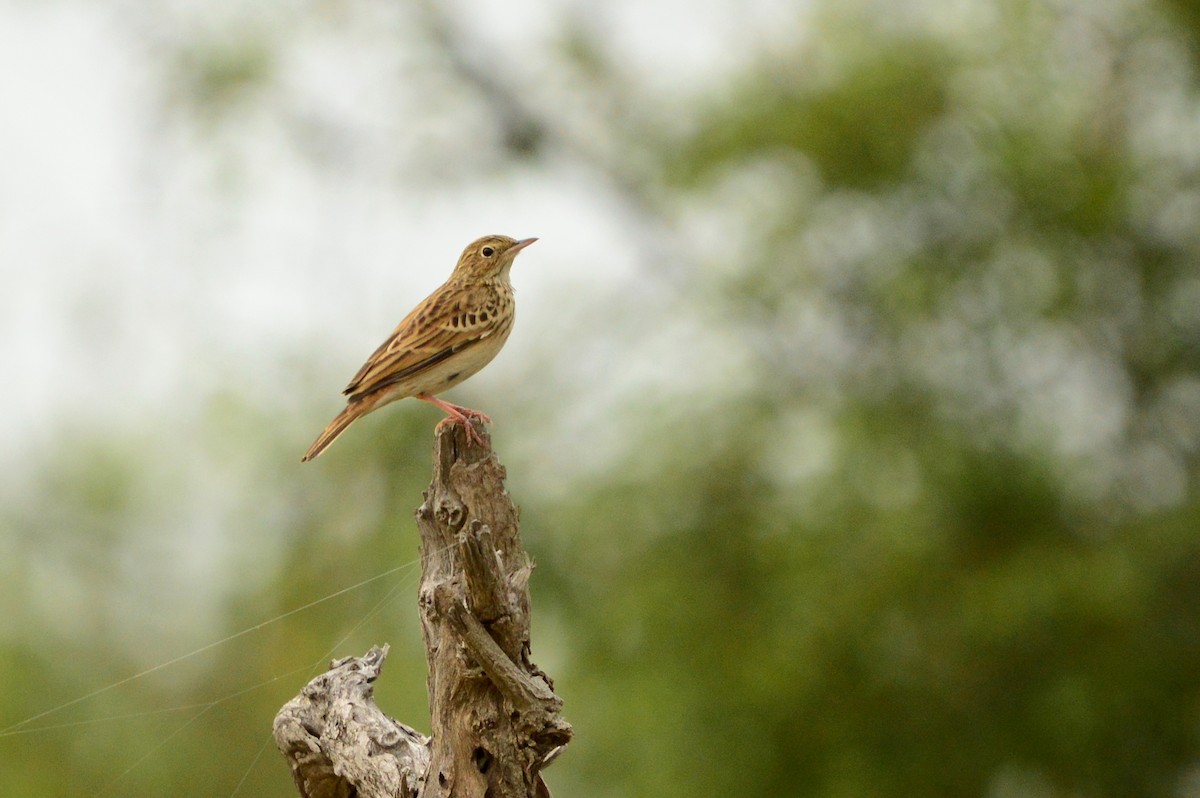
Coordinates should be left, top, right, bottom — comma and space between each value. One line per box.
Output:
274, 422, 571, 798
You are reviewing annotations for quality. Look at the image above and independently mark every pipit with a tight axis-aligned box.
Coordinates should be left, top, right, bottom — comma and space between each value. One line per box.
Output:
301, 234, 536, 462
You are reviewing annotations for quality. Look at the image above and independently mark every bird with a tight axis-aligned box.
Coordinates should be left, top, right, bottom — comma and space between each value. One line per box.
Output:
301, 234, 536, 462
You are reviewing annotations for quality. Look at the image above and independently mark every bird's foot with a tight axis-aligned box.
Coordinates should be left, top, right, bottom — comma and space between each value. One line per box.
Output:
442, 402, 492, 425
421, 394, 490, 446
434, 414, 488, 447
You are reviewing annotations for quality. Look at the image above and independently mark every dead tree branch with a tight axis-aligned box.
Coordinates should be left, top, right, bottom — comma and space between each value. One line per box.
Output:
274, 422, 571, 798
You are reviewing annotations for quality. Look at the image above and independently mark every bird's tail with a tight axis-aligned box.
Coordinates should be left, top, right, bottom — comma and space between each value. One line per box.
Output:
301, 402, 368, 462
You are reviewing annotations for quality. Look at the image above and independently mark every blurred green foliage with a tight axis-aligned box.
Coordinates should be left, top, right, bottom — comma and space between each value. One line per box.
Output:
671, 40, 952, 190
4, 1, 1200, 797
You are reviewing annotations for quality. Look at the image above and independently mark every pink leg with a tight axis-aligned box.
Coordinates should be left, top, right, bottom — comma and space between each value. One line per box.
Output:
417, 394, 490, 445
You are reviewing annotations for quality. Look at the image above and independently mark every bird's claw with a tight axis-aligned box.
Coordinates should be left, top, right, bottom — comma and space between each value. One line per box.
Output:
435, 414, 489, 447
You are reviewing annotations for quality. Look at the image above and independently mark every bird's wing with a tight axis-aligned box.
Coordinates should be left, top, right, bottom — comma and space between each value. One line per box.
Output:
343, 283, 505, 400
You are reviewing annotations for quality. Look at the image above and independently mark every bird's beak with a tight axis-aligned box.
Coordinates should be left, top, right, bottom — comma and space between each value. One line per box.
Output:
511, 237, 538, 253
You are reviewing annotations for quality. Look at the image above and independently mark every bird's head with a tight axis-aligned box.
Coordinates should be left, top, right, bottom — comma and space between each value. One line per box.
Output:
451, 235, 537, 283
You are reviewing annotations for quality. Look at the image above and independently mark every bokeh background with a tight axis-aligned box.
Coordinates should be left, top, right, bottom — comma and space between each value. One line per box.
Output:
3, 0, 1200, 795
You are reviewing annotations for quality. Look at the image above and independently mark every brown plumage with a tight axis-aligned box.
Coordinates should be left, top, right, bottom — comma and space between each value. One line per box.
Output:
302, 234, 535, 462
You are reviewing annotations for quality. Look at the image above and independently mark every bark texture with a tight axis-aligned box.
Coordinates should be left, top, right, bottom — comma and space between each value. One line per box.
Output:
273, 645, 430, 798
275, 421, 571, 798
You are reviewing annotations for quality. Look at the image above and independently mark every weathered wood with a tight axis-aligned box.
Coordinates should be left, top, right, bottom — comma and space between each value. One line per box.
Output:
273, 645, 430, 798
274, 421, 570, 798
416, 422, 571, 798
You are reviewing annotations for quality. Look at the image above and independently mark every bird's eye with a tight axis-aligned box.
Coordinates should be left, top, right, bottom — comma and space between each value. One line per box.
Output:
481, 246, 495, 257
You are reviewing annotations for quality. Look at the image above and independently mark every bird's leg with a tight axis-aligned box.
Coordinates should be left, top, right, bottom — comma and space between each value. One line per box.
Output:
418, 393, 489, 446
